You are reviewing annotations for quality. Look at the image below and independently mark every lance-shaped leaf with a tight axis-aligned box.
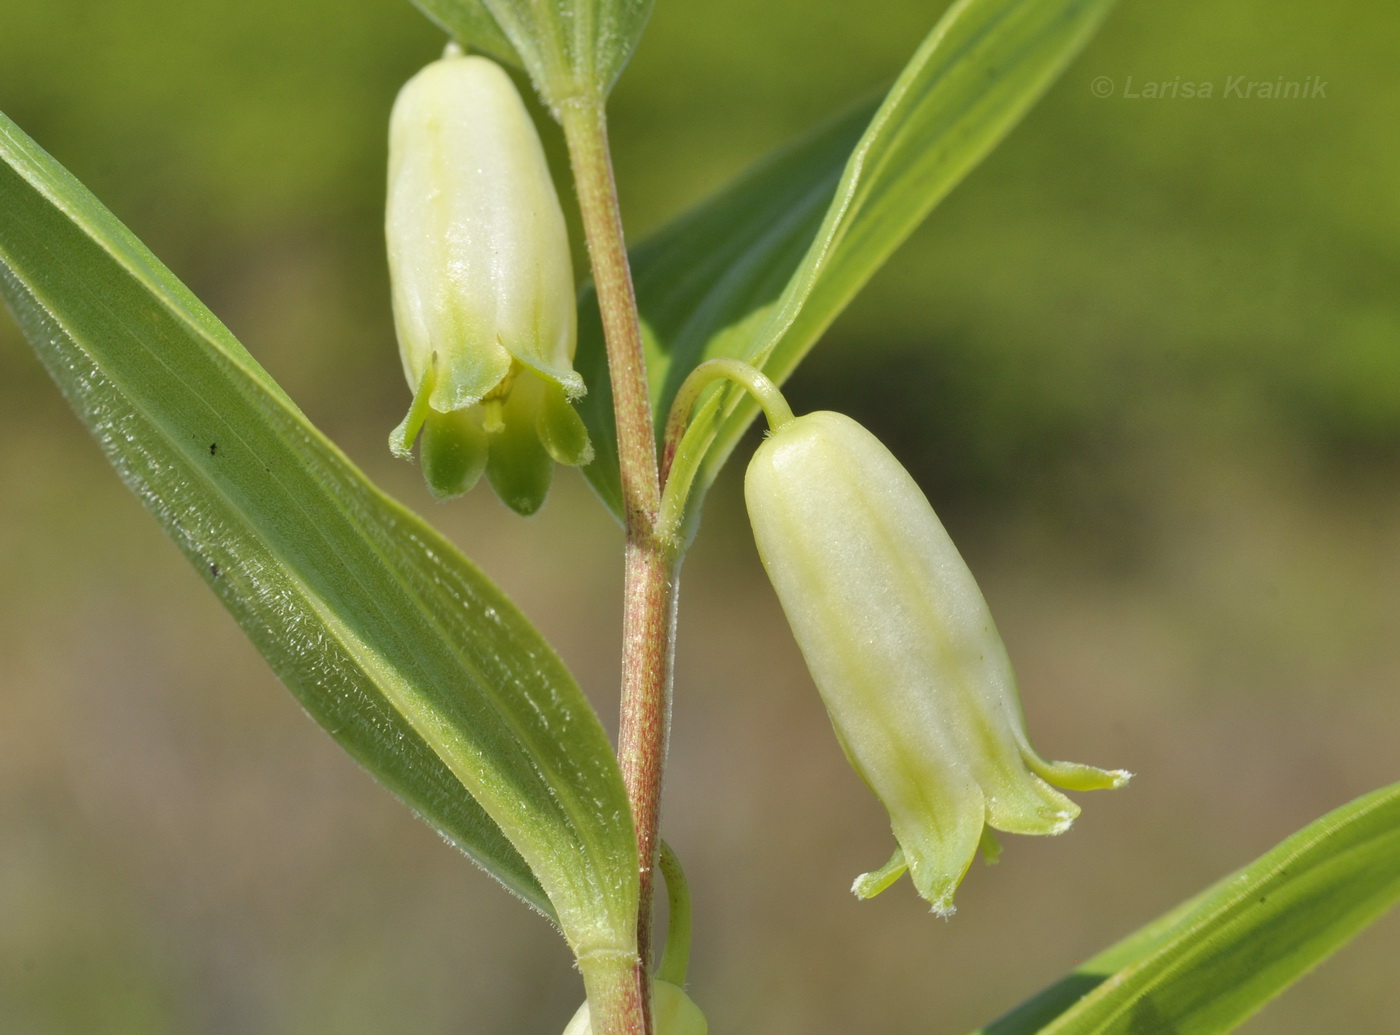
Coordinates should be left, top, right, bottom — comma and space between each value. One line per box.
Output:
0, 111, 637, 960
577, 0, 1117, 524
412, 0, 654, 110
973, 781, 1400, 1035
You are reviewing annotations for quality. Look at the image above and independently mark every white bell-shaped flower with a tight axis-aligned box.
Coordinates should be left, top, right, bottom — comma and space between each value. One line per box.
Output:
386, 47, 590, 512
745, 410, 1128, 915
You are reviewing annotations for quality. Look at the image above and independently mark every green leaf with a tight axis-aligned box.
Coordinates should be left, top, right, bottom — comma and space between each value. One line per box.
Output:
575, 101, 871, 518
413, 0, 654, 109
973, 781, 1400, 1035
411, 0, 524, 71
0, 111, 638, 959
576, 0, 1116, 525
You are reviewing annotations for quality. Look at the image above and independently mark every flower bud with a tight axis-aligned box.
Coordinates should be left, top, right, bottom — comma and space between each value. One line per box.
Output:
745, 411, 1128, 915
386, 47, 591, 513
561, 980, 707, 1035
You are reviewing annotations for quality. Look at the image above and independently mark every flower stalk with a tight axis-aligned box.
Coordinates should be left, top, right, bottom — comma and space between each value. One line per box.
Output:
655, 842, 693, 988
657, 359, 794, 543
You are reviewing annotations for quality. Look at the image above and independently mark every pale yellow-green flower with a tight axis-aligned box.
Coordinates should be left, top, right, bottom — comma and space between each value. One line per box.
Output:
386, 47, 590, 513
745, 410, 1129, 915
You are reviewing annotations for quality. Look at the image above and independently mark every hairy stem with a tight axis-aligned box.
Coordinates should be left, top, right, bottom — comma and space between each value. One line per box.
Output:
578, 950, 648, 1035
561, 95, 674, 1035
618, 538, 679, 977
560, 97, 660, 528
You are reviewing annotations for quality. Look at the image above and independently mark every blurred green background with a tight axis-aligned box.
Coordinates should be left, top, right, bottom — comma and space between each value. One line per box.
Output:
2, 0, 1398, 1032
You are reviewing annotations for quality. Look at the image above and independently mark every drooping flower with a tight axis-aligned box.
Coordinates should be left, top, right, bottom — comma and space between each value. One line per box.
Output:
386, 46, 591, 513
744, 410, 1129, 915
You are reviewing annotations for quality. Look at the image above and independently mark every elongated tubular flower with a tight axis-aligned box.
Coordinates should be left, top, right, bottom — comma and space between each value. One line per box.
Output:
745, 411, 1129, 915
386, 46, 590, 512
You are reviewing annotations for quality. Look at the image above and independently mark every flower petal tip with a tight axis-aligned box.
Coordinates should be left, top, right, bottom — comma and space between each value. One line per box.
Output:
1046, 810, 1078, 836
851, 846, 909, 900
557, 370, 587, 402
387, 425, 415, 460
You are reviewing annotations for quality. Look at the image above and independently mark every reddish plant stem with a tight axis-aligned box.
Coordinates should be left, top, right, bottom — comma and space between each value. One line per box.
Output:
618, 536, 679, 957
579, 950, 648, 1035
560, 95, 676, 1035
559, 98, 659, 528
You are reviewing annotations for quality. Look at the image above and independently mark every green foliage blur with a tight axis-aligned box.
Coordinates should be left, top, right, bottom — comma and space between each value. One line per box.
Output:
4, 0, 1397, 523
1, 0, 1397, 1033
